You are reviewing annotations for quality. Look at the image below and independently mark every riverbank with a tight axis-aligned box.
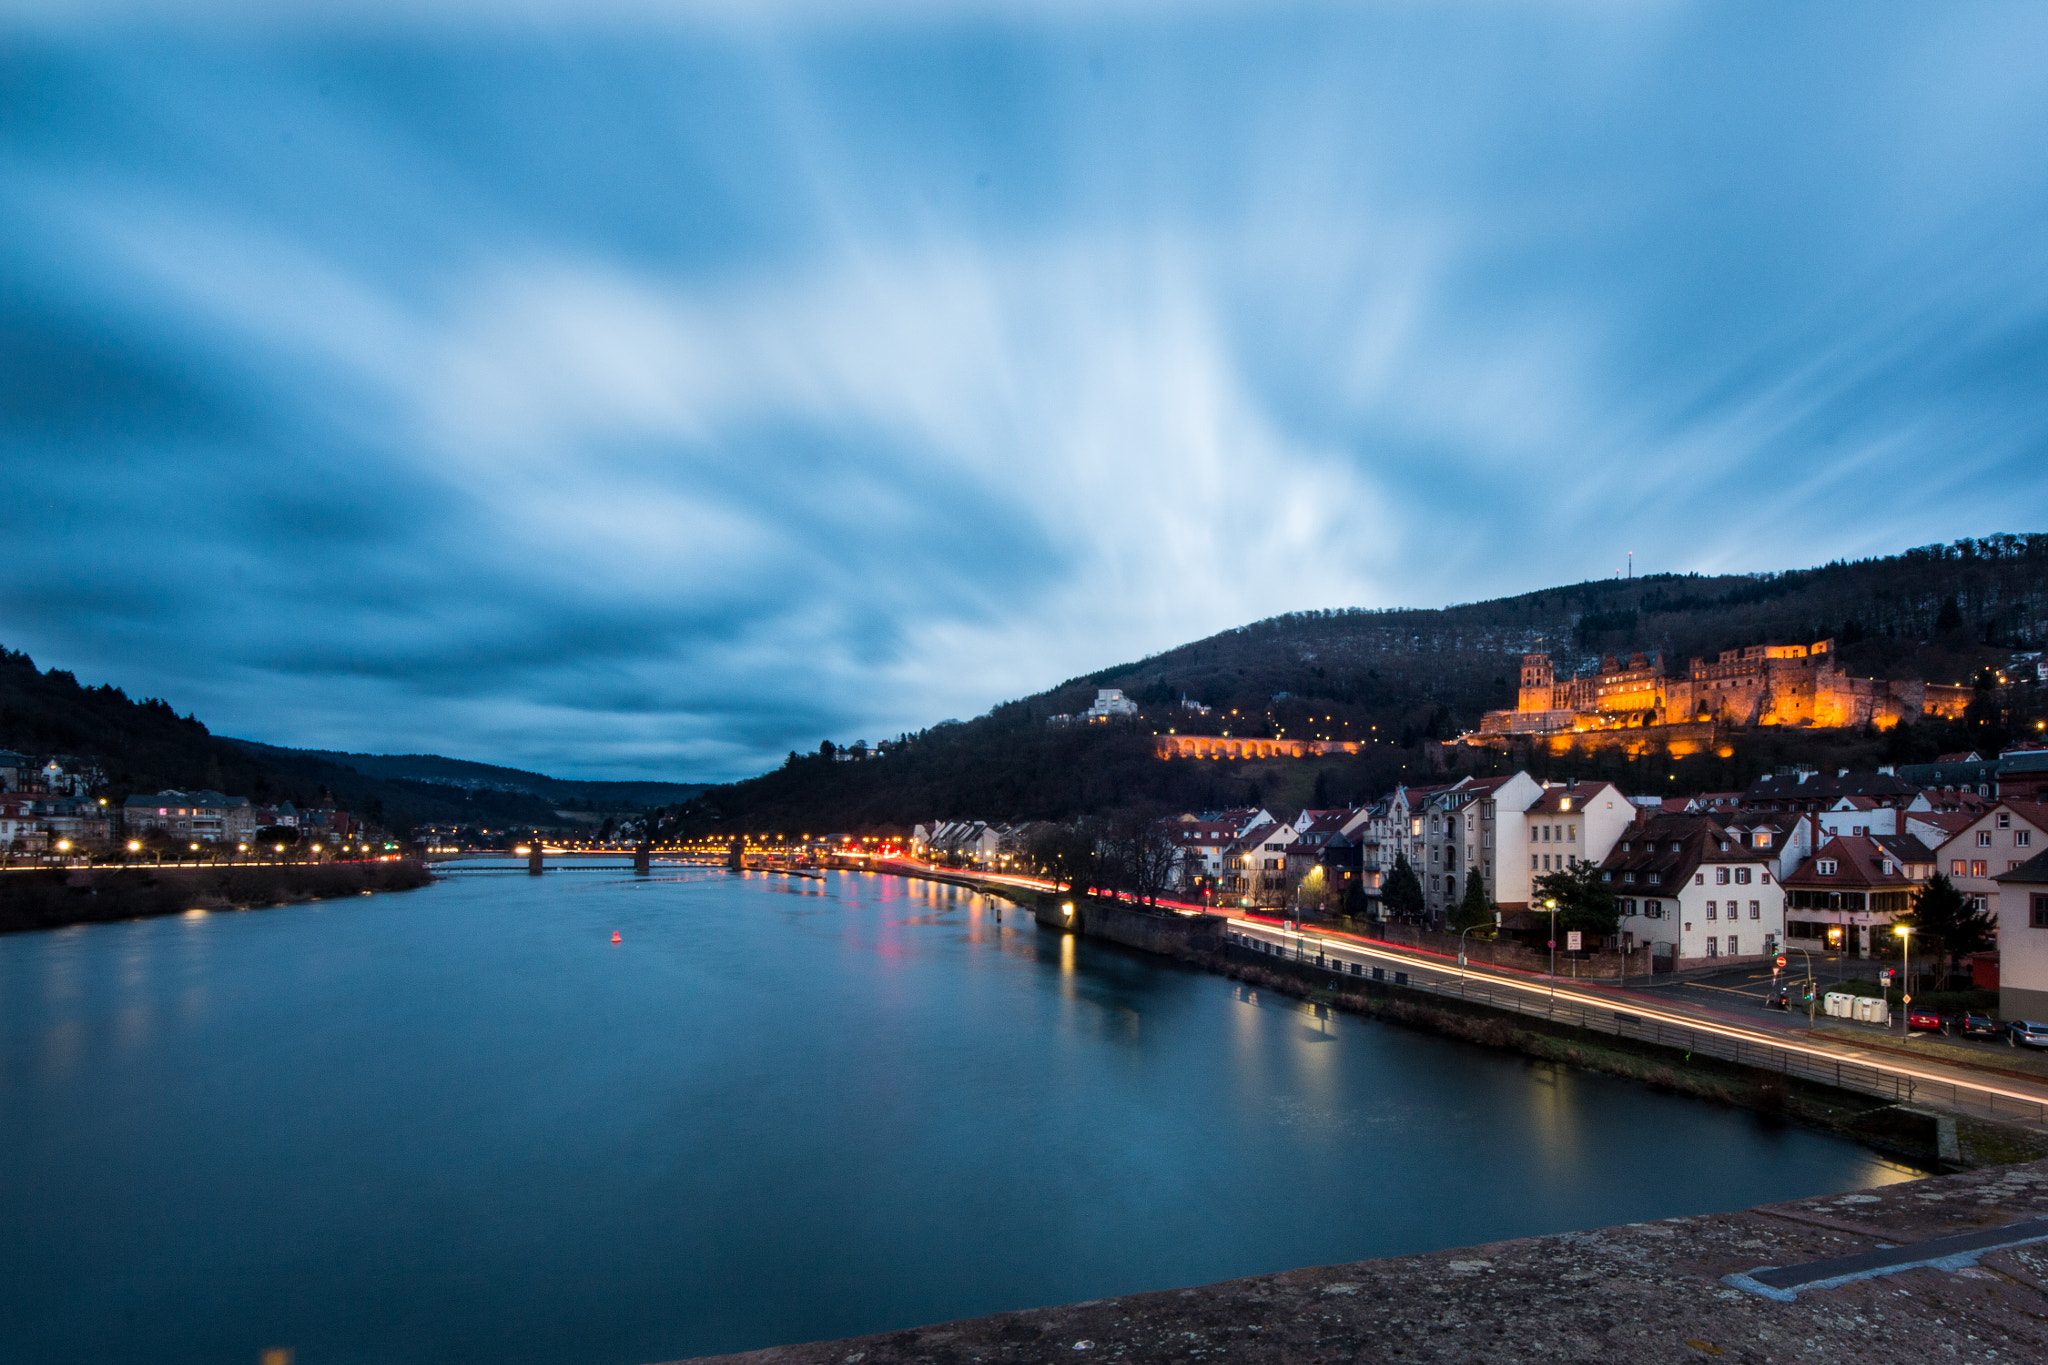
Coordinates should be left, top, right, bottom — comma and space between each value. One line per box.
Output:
1000, 883, 2048, 1168
673, 1156, 2048, 1365
0, 861, 435, 933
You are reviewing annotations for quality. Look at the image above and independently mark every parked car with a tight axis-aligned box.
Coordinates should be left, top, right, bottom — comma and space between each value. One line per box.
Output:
2006, 1020, 2048, 1049
1906, 1006, 1946, 1033
1954, 1012, 2000, 1040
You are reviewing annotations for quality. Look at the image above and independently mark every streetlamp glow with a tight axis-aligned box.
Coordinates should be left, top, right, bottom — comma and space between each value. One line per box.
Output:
1894, 924, 1913, 1033
1544, 897, 1560, 1003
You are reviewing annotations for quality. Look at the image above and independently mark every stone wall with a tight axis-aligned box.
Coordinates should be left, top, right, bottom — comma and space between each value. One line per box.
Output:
1035, 896, 1227, 955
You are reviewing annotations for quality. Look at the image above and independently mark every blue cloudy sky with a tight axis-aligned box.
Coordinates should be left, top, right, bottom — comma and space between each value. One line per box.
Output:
4, 2, 2048, 781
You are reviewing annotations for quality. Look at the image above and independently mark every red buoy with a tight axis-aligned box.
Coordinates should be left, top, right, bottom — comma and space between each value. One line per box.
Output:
611, 931, 622, 943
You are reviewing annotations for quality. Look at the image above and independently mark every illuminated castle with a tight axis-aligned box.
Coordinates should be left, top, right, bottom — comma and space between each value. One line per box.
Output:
1479, 639, 1969, 738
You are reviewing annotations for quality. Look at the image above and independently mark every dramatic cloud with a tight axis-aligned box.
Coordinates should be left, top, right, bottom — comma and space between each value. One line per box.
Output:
4, 3, 2048, 778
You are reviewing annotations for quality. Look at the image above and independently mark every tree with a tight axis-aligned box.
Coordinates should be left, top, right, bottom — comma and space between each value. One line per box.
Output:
1028, 821, 1098, 895
1897, 872, 1997, 989
1452, 869, 1495, 933
1382, 854, 1425, 922
1311, 770, 1332, 810
1530, 861, 1620, 940
1935, 594, 1965, 635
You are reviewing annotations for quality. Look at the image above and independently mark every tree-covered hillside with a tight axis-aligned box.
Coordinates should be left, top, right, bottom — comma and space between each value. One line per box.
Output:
0, 648, 603, 834
675, 536, 2048, 834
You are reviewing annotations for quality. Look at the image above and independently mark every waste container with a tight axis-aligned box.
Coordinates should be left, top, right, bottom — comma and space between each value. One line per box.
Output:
1853, 995, 1891, 1026
1824, 991, 1856, 1019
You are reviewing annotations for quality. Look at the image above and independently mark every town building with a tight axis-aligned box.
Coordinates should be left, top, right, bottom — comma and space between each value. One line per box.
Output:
121, 790, 257, 845
1781, 833, 1936, 956
1930, 800, 2048, 912
1993, 851, 2048, 1022
1601, 814, 1785, 966
1226, 821, 1297, 907
1284, 810, 1363, 912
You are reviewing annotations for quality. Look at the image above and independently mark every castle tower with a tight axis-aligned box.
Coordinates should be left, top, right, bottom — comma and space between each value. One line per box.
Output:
1518, 653, 1556, 712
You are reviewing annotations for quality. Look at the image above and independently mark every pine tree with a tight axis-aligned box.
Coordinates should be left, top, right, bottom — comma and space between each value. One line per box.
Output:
1453, 869, 1495, 933
1382, 854, 1425, 922
1898, 872, 1996, 989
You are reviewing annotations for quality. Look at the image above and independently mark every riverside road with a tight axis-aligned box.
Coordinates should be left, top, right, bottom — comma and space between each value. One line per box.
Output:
890, 859, 2048, 1128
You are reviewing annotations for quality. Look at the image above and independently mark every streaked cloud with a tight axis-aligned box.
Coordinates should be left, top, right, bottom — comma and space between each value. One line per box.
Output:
3, 3, 2047, 778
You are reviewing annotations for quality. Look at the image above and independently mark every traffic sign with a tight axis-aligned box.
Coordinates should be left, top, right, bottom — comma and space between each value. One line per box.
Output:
1566, 931, 1582, 952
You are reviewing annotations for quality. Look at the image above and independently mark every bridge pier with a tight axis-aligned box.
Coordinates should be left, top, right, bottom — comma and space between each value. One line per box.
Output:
634, 840, 651, 875
527, 838, 544, 876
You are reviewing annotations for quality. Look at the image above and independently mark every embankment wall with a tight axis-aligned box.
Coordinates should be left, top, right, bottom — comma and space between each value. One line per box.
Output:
0, 861, 435, 934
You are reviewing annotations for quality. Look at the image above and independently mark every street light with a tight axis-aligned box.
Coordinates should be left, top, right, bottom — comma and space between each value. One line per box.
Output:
1544, 897, 1560, 1004
1894, 924, 1913, 1033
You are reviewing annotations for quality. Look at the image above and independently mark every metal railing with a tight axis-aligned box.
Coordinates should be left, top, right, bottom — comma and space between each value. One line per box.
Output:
1225, 929, 2048, 1126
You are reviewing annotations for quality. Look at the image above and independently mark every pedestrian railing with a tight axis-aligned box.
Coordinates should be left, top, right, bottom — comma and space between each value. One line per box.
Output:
1224, 930, 2047, 1126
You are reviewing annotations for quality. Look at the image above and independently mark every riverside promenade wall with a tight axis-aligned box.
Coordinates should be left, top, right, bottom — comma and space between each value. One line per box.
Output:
0, 861, 434, 934
1032, 894, 1227, 956
672, 1157, 2048, 1365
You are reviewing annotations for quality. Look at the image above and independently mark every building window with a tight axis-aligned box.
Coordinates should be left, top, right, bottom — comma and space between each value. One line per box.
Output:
1818, 860, 1837, 875
1706, 901, 1718, 919
1645, 900, 1661, 918
1998, 813, 2012, 829
1972, 860, 1988, 878
1567, 825, 1576, 841
2034, 894, 2048, 929
1979, 830, 1994, 847
1716, 867, 1730, 885
2019, 831, 2033, 848
1706, 939, 1719, 958
1728, 936, 1738, 956
1749, 900, 1760, 919
1532, 855, 1540, 870
1735, 867, 1751, 884
1952, 859, 1968, 877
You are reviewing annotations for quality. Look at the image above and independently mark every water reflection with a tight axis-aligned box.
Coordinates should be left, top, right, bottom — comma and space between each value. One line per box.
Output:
0, 867, 1916, 1365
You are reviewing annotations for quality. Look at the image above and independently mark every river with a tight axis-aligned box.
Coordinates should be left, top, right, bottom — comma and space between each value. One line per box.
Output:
0, 864, 1915, 1364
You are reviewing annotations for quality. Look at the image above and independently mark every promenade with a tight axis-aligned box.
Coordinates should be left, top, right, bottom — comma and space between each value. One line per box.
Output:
877, 858, 2048, 1130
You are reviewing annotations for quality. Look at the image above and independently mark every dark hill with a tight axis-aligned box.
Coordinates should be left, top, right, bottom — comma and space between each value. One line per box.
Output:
0, 648, 697, 835
675, 535, 2048, 834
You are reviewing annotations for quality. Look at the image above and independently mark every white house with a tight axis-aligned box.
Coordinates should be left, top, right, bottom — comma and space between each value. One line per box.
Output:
1603, 814, 1785, 966
1932, 799, 2048, 912
1993, 852, 2048, 1022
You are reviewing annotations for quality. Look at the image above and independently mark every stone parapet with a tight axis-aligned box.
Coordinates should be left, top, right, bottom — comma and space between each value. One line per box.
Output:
672, 1158, 2048, 1365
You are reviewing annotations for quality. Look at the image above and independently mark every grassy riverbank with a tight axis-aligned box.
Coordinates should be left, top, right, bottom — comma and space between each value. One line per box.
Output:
0, 861, 435, 934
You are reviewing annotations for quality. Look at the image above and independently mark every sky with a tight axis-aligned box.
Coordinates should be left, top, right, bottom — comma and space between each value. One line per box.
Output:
4, 2, 2048, 782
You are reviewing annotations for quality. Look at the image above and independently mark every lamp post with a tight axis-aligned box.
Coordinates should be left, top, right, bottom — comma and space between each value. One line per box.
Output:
1894, 924, 1913, 1034
1544, 897, 1559, 1005
1458, 910, 1502, 996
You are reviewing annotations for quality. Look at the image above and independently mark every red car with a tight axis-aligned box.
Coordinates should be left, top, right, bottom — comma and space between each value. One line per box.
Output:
1906, 1006, 1946, 1034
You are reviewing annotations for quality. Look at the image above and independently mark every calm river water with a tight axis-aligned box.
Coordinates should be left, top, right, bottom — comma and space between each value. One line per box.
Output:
0, 865, 1914, 1364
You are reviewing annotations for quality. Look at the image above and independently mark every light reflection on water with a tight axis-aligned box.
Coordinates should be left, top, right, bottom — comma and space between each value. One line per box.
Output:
0, 866, 1916, 1365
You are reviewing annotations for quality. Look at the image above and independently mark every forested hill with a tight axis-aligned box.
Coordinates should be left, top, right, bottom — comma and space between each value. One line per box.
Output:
223, 741, 706, 809
676, 535, 2048, 834
0, 648, 688, 834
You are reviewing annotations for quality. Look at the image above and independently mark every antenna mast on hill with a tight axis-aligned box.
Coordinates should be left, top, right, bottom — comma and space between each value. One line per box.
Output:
1628, 550, 1633, 579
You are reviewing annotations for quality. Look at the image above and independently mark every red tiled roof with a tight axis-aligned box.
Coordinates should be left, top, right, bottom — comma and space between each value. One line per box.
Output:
1785, 834, 1930, 889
